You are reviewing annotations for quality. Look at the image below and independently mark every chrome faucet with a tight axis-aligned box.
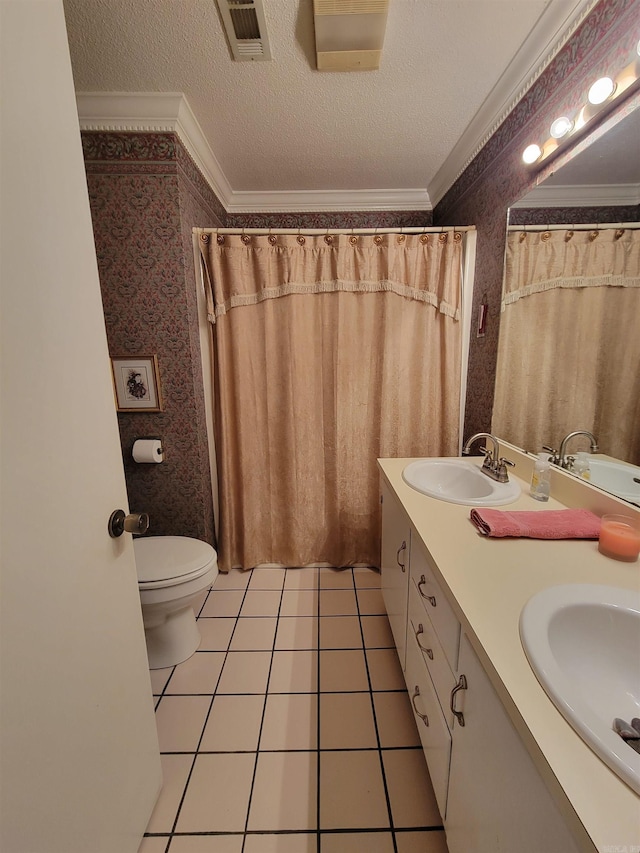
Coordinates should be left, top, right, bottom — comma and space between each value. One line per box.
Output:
462, 432, 515, 483
553, 430, 599, 469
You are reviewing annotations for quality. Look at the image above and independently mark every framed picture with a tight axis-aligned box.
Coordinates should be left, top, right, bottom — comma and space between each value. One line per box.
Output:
111, 355, 163, 412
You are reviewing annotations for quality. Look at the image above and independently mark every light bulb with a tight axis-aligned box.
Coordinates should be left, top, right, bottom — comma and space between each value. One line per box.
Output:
587, 77, 616, 105
549, 116, 574, 139
522, 144, 542, 164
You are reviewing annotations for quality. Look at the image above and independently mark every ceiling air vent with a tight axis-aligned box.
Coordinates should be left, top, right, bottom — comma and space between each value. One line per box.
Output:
313, 0, 389, 71
216, 0, 272, 61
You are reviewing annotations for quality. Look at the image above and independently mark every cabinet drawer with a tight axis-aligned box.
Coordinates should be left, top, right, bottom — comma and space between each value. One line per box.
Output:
411, 539, 460, 672
404, 617, 451, 820
408, 582, 456, 730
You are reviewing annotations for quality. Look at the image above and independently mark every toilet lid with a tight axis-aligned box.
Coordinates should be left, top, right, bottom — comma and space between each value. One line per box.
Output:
134, 536, 217, 584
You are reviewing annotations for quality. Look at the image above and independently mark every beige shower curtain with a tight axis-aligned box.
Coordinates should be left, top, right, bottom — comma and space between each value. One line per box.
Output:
200, 231, 462, 571
492, 227, 640, 463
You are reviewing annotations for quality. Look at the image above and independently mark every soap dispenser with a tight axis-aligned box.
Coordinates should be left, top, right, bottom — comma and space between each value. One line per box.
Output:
572, 451, 591, 480
530, 453, 551, 501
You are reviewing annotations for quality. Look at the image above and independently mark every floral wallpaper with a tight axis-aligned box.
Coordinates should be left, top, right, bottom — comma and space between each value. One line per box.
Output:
509, 205, 640, 226
434, 0, 640, 440
83, 132, 221, 543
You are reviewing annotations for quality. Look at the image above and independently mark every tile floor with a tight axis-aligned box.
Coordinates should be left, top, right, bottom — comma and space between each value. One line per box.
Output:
139, 566, 449, 853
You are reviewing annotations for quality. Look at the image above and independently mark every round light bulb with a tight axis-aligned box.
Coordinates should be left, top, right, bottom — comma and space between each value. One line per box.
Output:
587, 77, 615, 105
522, 144, 542, 164
549, 116, 574, 139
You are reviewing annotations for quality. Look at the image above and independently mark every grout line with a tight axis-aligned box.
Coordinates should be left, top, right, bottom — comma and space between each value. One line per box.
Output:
315, 571, 324, 853
240, 573, 287, 853
163, 577, 252, 851
355, 578, 398, 853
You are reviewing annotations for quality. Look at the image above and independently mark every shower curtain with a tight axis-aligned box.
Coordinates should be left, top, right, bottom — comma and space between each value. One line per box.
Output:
200, 231, 463, 571
492, 227, 640, 463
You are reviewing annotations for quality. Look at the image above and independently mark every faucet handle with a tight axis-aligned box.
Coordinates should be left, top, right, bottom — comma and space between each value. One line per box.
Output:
542, 446, 559, 464
498, 457, 515, 468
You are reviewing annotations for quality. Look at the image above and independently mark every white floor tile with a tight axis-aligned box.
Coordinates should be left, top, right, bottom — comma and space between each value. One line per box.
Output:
216, 651, 272, 694
169, 836, 243, 853
382, 749, 442, 828
200, 694, 265, 752
268, 650, 318, 693
176, 753, 255, 832
247, 751, 317, 831
321, 832, 394, 852
244, 834, 316, 853
319, 751, 389, 829
260, 693, 318, 750
154, 695, 211, 752
164, 652, 225, 695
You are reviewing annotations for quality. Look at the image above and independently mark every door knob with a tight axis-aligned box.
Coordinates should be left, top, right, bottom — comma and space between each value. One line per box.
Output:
108, 509, 150, 538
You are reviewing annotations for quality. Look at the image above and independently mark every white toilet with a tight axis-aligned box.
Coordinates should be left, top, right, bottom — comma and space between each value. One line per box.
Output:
134, 535, 218, 669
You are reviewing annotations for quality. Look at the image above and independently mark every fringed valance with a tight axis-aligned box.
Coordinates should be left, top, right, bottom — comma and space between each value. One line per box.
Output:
198, 231, 463, 323
503, 227, 640, 309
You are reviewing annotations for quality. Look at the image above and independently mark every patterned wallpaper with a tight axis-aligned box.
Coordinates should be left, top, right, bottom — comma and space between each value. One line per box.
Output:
83, 132, 221, 544
509, 205, 640, 225
434, 0, 640, 440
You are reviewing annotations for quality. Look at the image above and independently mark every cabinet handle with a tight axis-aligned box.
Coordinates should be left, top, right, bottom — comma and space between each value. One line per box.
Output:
418, 574, 436, 607
411, 687, 429, 727
396, 541, 406, 572
450, 674, 468, 727
415, 624, 434, 659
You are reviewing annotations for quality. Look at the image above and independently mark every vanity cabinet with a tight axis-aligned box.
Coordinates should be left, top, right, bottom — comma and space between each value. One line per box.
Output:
381, 481, 586, 853
380, 480, 411, 670
446, 633, 582, 853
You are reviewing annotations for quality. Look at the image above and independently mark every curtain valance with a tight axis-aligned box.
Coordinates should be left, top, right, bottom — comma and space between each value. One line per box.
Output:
503, 228, 640, 308
199, 231, 462, 322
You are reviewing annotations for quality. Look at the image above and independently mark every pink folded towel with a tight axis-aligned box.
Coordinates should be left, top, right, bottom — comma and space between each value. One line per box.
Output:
469, 508, 601, 539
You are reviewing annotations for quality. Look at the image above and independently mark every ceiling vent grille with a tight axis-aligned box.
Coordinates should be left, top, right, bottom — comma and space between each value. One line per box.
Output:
313, 0, 389, 71
216, 0, 272, 61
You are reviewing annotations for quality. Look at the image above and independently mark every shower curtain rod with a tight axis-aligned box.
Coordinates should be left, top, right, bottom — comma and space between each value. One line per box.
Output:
199, 225, 476, 236
508, 222, 640, 231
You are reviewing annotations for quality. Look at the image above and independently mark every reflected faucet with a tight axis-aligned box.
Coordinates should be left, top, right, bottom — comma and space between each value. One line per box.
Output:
462, 432, 515, 483
555, 430, 599, 470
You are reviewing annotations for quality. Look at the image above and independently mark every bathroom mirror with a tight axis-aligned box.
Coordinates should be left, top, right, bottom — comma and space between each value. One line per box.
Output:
492, 105, 640, 502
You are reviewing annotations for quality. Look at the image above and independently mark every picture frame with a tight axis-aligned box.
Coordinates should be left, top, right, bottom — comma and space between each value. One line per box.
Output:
110, 355, 163, 412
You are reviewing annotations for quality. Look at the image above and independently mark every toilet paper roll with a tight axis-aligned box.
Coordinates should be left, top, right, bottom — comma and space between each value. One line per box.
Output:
132, 439, 164, 463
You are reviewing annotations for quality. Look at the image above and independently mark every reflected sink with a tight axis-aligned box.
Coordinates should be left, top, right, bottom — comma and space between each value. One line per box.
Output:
520, 584, 640, 794
586, 458, 640, 504
402, 458, 521, 506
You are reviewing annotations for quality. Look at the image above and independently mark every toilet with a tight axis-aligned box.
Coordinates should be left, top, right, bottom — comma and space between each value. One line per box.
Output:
134, 535, 218, 669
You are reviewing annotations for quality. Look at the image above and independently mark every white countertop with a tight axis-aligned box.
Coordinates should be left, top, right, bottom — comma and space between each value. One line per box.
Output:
378, 455, 640, 853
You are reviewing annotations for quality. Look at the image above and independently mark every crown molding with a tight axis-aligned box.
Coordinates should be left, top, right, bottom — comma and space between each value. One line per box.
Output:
76, 92, 430, 212
226, 188, 432, 213
428, 0, 599, 207
511, 181, 640, 208
76, 92, 233, 205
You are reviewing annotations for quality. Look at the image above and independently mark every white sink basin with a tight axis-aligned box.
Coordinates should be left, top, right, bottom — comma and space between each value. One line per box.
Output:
402, 458, 521, 506
520, 584, 640, 794
586, 458, 640, 504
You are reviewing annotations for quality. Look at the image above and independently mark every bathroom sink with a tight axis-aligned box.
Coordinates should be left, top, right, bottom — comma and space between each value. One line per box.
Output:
586, 459, 640, 504
520, 584, 640, 794
402, 458, 521, 506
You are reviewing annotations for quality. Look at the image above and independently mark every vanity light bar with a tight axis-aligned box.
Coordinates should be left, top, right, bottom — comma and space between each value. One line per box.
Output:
522, 40, 640, 166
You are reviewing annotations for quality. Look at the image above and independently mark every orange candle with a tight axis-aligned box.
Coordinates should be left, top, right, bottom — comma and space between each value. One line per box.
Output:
598, 514, 640, 562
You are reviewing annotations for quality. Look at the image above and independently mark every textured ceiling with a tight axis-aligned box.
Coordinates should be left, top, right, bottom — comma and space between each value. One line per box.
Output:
63, 0, 585, 206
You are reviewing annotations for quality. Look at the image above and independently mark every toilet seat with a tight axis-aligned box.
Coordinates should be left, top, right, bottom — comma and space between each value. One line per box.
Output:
134, 535, 217, 590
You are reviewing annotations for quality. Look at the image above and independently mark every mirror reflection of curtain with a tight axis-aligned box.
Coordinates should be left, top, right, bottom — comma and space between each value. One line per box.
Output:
492, 227, 640, 464
200, 232, 462, 571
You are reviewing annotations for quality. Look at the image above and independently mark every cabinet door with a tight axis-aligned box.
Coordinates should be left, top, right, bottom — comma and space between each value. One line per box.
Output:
380, 480, 410, 670
404, 608, 452, 819
445, 635, 583, 853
